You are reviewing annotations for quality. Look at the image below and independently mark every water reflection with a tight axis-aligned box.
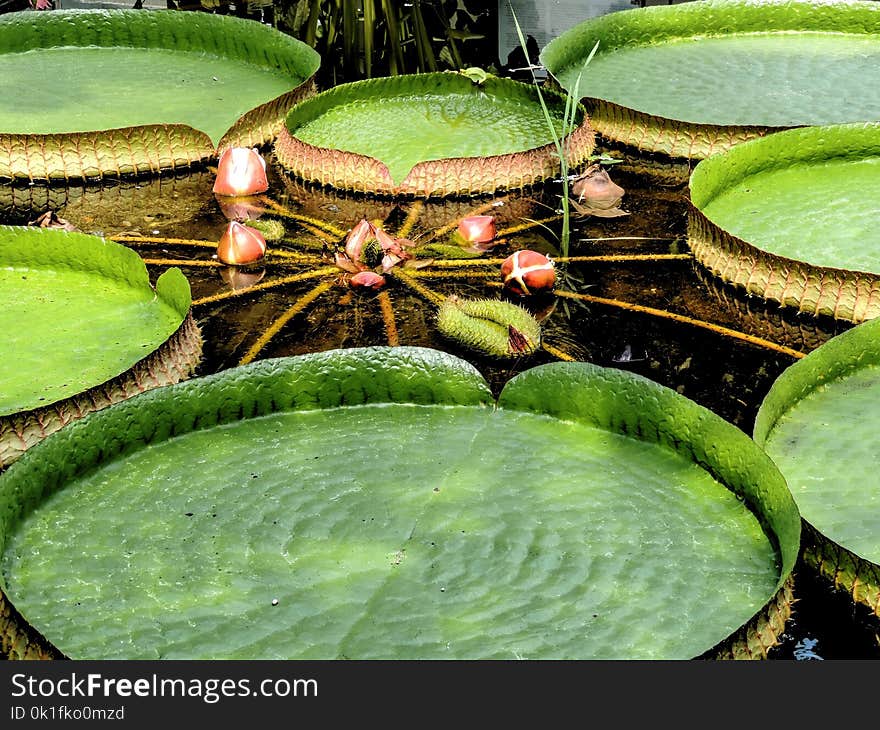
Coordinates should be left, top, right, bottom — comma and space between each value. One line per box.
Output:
0, 171, 217, 236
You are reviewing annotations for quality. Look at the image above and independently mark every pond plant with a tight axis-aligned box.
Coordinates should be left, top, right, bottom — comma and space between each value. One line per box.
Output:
3, 0, 880, 659
108, 179, 724, 371
756, 317, 880, 621
273, 71, 595, 197
689, 122, 880, 323
0, 347, 799, 659
275, 0, 491, 83
0, 227, 200, 469
542, 0, 880, 159
0, 9, 320, 180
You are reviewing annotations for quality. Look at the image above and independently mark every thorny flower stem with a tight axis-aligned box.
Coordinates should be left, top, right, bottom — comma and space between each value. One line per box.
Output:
423, 253, 692, 269
141, 258, 222, 267
396, 201, 424, 240
296, 222, 340, 244
415, 199, 505, 244
116, 234, 320, 261
267, 248, 318, 262
111, 235, 216, 248
193, 266, 339, 306
542, 343, 577, 361
559, 254, 692, 263
388, 268, 446, 307
377, 290, 400, 346
550, 289, 806, 359
497, 215, 563, 238
579, 236, 679, 242
259, 199, 348, 240
403, 269, 497, 279
420, 258, 508, 268
238, 280, 335, 366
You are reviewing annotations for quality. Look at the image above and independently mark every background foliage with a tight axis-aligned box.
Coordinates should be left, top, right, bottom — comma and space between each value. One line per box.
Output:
276, 1, 496, 83
1, 1, 497, 83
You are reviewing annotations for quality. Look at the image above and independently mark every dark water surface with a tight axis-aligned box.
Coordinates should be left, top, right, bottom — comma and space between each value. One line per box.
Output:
2, 146, 878, 659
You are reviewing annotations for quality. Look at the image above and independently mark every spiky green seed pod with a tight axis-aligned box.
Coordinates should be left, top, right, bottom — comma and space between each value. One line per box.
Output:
247, 218, 286, 242
436, 296, 541, 359
362, 236, 384, 268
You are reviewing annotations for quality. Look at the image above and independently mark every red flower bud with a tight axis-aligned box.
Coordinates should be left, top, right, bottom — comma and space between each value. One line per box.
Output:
344, 219, 373, 262
571, 164, 625, 212
213, 147, 269, 197
457, 215, 496, 244
349, 271, 387, 290
501, 250, 555, 296
217, 221, 267, 266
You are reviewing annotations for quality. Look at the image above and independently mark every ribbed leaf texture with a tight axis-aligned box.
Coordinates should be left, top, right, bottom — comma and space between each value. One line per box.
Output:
275, 73, 595, 197
0, 10, 319, 180
0, 349, 798, 659
756, 317, 880, 618
689, 122, 880, 322
541, 0, 880, 159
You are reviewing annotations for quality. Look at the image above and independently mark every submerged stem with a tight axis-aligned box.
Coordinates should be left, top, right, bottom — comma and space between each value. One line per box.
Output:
396, 200, 424, 240
542, 343, 577, 361
111, 235, 216, 248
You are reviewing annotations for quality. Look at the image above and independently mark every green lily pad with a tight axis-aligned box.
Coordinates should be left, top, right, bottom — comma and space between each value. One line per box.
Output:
0, 226, 200, 468
0, 9, 320, 181
541, 0, 880, 159
274, 73, 595, 196
689, 123, 880, 323
755, 317, 880, 617
0, 347, 798, 659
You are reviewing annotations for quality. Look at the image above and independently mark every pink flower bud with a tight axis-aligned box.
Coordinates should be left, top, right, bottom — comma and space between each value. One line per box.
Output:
344, 219, 373, 263
381, 252, 403, 272
501, 250, 555, 296
374, 226, 401, 253
217, 221, 267, 266
213, 147, 269, 197
349, 271, 387, 290
334, 252, 364, 273
457, 215, 496, 244
571, 164, 625, 212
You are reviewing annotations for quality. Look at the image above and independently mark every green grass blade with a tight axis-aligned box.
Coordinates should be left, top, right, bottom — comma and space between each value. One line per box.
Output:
363, 0, 375, 78
509, 4, 597, 257
343, 0, 357, 76
304, 0, 322, 47
381, 0, 405, 74
412, 0, 438, 72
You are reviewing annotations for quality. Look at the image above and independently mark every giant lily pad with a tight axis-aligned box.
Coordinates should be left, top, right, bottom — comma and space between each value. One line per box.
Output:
0, 347, 798, 659
0, 9, 320, 181
274, 73, 595, 197
541, 0, 880, 159
755, 317, 880, 618
688, 123, 880, 323
0, 226, 201, 469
